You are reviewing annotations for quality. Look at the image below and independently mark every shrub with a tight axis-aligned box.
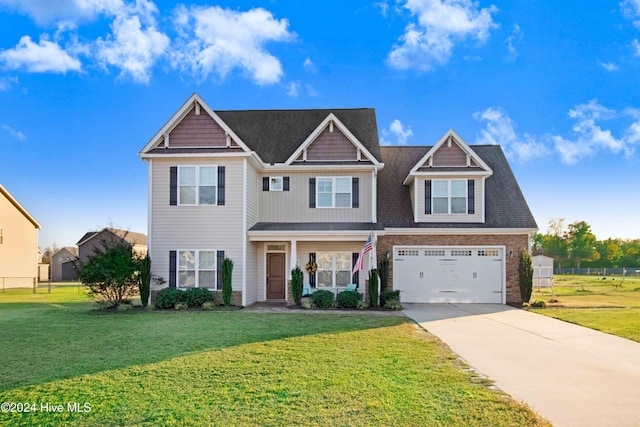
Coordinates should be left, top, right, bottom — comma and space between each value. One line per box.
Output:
291, 266, 304, 305
310, 290, 334, 309
221, 258, 234, 306
155, 288, 184, 309
380, 290, 400, 305
378, 256, 389, 293
368, 269, 379, 307
174, 302, 188, 310
182, 288, 213, 308
202, 301, 216, 311
337, 290, 361, 308
138, 254, 151, 307
117, 303, 132, 312
384, 300, 402, 310
77, 239, 140, 308
518, 250, 534, 304
531, 300, 547, 308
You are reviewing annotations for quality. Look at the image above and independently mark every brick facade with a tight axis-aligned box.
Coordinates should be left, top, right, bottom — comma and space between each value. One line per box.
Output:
377, 233, 530, 305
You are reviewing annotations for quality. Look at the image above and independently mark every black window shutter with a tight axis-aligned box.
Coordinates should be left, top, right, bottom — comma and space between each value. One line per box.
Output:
468, 180, 475, 215
217, 166, 225, 205
283, 176, 290, 191
309, 178, 316, 208
216, 251, 225, 290
170, 167, 177, 206
309, 253, 316, 287
352, 177, 359, 208
351, 252, 359, 287
263, 177, 269, 191
169, 251, 177, 288
425, 180, 432, 214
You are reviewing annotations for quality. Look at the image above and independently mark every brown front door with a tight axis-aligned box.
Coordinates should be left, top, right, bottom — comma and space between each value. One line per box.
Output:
267, 253, 286, 299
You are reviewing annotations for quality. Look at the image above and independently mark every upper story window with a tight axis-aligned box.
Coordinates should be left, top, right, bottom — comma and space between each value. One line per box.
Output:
432, 179, 467, 214
179, 166, 217, 205
317, 177, 351, 208
269, 177, 283, 191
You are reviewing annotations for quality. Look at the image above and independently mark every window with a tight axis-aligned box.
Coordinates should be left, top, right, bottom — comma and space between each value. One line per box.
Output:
269, 177, 283, 191
425, 250, 445, 257
179, 166, 217, 205
451, 250, 472, 257
317, 177, 351, 208
317, 252, 351, 287
432, 179, 467, 214
178, 250, 217, 288
478, 249, 500, 257
398, 249, 419, 256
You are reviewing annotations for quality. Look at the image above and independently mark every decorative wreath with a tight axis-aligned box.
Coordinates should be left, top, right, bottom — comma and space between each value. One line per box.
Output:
305, 261, 317, 275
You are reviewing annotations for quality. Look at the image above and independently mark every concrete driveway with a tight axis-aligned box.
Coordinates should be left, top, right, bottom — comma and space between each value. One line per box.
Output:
403, 304, 640, 427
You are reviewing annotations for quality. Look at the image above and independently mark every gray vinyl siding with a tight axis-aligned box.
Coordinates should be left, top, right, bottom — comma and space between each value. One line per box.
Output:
259, 171, 373, 222
415, 176, 484, 223
149, 158, 245, 291
244, 162, 260, 305
305, 127, 358, 160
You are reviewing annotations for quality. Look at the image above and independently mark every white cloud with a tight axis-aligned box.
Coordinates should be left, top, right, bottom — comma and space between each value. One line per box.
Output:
286, 81, 300, 97
599, 62, 619, 71
0, 0, 123, 26
621, 0, 640, 28
94, 1, 169, 83
633, 39, 640, 56
388, 0, 498, 71
1, 124, 26, 140
0, 76, 18, 90
375, 1, 390, 17
381, 119, 413, 145
474, 107, 550, 163
0, 35, 82, 73
506, 23, 521, 58
171, 5, 295, 85
302, 57, 317, 73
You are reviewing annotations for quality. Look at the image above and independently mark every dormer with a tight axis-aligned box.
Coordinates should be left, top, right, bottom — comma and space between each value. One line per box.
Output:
403, 129, 493, 223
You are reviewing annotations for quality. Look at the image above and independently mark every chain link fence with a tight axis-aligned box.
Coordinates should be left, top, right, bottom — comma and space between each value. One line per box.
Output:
555, 267, 640, 277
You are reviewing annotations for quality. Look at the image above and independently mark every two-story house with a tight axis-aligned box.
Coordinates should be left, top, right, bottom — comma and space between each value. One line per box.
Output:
139, 94, 537, 306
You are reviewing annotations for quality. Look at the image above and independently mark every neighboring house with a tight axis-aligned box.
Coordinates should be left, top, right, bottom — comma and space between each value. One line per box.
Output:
76, 228, 148, 263
138, 93, 537, 306
0, 184, 41, 289
51, 247, 79, 281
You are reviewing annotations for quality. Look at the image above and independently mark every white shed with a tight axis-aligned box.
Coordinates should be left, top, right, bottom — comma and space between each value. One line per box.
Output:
533, 255, 554, 288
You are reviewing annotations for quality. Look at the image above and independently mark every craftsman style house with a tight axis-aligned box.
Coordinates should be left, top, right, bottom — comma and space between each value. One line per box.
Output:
139, 94, 537, 306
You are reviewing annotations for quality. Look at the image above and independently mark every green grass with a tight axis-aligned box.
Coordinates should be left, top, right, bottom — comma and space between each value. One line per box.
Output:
0, 288, 548, 426
530, 275, 640, 343
533, 308, 640, 343
531, 275, 640, 307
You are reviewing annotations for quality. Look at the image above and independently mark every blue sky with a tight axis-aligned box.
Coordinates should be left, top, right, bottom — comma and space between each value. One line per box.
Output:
1, 0, 639, 249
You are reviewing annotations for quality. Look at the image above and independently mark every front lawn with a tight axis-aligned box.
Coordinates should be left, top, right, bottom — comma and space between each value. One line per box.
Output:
0, 288, 548, 426
533, 308, 640, 342
531, 275, 640, 307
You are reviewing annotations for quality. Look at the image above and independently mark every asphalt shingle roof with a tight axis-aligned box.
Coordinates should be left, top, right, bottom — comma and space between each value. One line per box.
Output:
377, 145, 538, 229
215, 108, 381, 164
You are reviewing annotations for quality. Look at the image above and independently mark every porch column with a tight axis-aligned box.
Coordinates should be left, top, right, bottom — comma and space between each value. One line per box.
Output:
290, 240, 298, 271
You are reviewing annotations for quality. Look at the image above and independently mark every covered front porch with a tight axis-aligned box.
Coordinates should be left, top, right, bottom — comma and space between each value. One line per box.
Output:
247, 222, 383, 305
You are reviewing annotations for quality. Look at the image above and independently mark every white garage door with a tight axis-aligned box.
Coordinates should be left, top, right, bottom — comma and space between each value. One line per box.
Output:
394, 246, 504, 303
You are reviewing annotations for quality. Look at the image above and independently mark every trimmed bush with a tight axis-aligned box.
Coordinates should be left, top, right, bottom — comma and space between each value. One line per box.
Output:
291, 266, 304, 305
174, 302, 188, 310
221, 258, 234, 306
182, 288, 213, 308
368, 269, 379, 307
310, 290, 334, 309
519, 250, 534, 304
337, 290, 361, 309
378, 256, 389, 293
155, 288, 184, 309
138, 254, 151, 307
381, 290, 402, 310
202, 301, 216, 311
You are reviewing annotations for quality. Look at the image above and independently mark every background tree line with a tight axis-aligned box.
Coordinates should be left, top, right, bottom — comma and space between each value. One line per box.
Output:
533, 218, 640, 268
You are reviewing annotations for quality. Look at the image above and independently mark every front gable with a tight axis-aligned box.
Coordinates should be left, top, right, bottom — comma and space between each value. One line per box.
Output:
139, 93, 251, 156
285, 114, 380, 165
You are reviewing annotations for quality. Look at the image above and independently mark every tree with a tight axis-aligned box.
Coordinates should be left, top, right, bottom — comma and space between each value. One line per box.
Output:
221, 258, 234, 306
77, 239, 141, 308
139, 254, 151, 307
518, 250, 533, 304
39, 244, 60, 264
290, 266, 303, 305
567, 221, 598, 269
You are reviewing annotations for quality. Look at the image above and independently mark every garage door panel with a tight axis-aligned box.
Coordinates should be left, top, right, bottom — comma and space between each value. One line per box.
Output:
394, 247, 504, 304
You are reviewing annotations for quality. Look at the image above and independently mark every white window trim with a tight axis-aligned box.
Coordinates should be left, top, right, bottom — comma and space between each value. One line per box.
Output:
178, 165, 218, 206
316, 251, 352, 288
269, 176, 283, 192
177, 249, 218, 289
316, 176, 352, 209
432, 179, 467, 215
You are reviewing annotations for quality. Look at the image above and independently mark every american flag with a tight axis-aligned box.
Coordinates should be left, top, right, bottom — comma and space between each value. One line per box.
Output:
352, 234, 373, 276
